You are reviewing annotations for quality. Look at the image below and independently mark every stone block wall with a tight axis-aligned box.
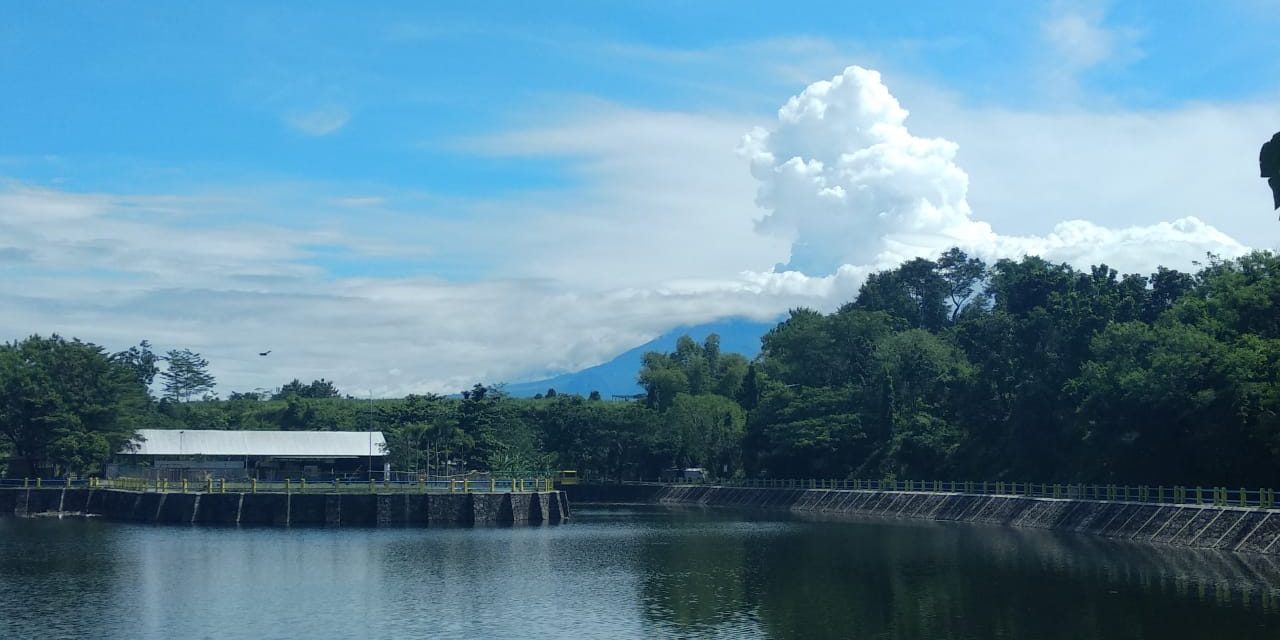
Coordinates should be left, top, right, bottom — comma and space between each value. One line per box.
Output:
570, 484, 1280, 555
0, 488, 569, 528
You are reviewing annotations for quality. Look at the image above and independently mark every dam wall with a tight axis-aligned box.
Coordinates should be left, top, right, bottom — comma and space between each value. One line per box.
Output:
0, 488, 569, 527
568, 484, 1280, 555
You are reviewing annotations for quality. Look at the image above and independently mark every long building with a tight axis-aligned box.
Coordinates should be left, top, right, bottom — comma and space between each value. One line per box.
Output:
109, 429, 389, 481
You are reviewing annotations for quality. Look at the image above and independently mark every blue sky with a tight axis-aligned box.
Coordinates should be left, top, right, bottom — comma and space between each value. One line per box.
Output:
2, 1, 1278, 395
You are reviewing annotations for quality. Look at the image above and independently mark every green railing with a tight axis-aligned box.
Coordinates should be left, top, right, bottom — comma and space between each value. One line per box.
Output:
87, 476, 555, 494
656, 478, 1279, 509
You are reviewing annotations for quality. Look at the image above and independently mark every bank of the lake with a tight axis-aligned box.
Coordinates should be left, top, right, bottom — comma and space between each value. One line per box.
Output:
2, 505, 1279, 639
0, 487, 569, 526
567, 483, 1280, 555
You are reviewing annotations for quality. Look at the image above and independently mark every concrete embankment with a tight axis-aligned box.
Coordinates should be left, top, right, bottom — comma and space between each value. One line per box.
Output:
0, 487, 569, 527
567, 484, 1280, 555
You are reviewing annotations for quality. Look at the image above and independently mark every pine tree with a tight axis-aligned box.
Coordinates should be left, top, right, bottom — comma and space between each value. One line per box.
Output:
160, 348, 216, 401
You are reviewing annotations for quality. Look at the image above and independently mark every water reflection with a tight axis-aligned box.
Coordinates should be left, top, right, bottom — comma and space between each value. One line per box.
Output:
1, 508, 1278, 639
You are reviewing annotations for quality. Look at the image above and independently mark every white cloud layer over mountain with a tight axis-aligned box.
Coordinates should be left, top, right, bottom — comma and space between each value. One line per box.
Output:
1, 65, 1267, 396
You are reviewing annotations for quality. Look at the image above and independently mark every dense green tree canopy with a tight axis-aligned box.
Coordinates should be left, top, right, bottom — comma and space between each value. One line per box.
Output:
8, 250, 1280, 488
0, 335, 148, 475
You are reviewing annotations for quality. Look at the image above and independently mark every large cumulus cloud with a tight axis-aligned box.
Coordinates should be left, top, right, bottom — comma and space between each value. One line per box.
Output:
740, 66, 1248, 277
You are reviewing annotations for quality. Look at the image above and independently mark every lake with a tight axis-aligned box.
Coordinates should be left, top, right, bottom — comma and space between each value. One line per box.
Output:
2, 505, 1278, 639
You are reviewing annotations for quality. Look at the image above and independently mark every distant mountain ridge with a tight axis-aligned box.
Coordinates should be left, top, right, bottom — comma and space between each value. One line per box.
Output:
501, 317, 775, 398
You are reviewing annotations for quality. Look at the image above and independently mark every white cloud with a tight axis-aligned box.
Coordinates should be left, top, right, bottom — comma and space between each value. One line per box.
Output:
3, 64, 1272, 397
739, 65, 1248, 280
284, 106, 350, 136
1040, 1, 1143, 97
458, 103, 789, 288
0, 180, 816, 397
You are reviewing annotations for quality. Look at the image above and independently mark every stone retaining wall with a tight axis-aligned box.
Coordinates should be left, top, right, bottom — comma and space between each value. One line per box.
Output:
568, 484, 1280, 554
0, 488, 569, 527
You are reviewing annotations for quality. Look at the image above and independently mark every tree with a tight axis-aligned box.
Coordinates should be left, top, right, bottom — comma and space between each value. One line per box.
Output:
936, 248, 988, 321
853, 257, 949, 330
160, 349, 216, 402
0, 335, 147, 475
114, 340, 160, 396
379, 393, 460, 472
662, 393, 746, 476
272, 378, 341, 400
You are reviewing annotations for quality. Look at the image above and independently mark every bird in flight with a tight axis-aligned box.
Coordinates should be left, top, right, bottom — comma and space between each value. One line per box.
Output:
259, 350, 272, 356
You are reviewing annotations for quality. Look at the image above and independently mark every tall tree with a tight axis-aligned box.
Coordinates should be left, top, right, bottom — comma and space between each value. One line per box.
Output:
160, 348, 216, 401
114, 340, 160, 396
0, 335, 147, 475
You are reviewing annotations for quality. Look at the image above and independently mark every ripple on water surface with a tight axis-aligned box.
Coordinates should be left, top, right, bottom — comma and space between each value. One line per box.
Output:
2, 506, 1279, 639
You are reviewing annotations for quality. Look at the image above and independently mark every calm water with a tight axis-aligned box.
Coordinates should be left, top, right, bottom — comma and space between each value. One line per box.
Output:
2, 506, 1280, 639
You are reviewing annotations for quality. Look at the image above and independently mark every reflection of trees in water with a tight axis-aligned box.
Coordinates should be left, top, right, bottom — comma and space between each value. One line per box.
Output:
637, 513, 1280, 639
0, 519, 126, 637
636, 514, 764, 636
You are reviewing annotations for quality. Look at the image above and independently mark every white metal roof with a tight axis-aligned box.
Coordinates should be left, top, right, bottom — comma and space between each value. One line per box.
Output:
123, 429, 387, 458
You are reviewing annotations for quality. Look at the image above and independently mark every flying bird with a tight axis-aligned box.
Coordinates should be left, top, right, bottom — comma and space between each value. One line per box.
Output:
258, 350, 272, 357
1261, 131, 1280, 214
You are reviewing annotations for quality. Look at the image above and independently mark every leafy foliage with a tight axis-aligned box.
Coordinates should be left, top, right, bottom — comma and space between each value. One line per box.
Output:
8, 249, 1280, 487
0, 335, 148, 475
160, 348, 216, 401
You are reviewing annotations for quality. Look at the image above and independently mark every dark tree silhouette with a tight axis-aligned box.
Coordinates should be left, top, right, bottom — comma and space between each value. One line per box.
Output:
1261, 131, 1280, 212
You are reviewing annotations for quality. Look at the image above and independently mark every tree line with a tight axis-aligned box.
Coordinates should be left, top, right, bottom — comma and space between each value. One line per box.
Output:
3, 249, 1279, 486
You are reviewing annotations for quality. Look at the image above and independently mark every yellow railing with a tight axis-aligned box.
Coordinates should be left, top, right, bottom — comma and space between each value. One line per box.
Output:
93, 477, 557, 495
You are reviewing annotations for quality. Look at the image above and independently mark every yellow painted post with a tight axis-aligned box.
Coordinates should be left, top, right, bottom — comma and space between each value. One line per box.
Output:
419, 476, 425, 493
449, 479, 456, 494
205, 478, 212, 493
519, 479, 524, 493
65, 476, 71, 488
490, 478, 496, 493
1195, 487, 1203, 505
285, 479, 291, 494
252, 478, 257, 494
36, 478, 42, 489
334, 477, 339, 492
299, 478, 305, 493
182, 479, 188, 494
369, 479, 375, 494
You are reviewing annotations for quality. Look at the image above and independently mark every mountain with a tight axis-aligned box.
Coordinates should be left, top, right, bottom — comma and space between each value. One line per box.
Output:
501, 317, 776, 398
